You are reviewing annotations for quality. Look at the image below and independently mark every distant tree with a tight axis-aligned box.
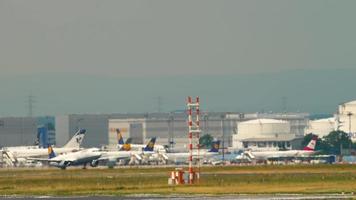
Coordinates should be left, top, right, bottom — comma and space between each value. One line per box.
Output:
199, 134, 214, 149
302, 133, 327, 153
322, 130, 353, 155
46, 123, 55, 131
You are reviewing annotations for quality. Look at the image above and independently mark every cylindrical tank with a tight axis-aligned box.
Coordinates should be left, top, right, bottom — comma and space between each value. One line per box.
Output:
237, 118, 290, 139
305, 118, 335, 138
338, 100, 356, 141
339, 100, 356, 114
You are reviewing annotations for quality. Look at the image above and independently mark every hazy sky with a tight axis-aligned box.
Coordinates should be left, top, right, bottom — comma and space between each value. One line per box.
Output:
0, 1, 356, 116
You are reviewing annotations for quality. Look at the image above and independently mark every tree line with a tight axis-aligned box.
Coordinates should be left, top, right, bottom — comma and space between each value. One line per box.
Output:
303, 131, 356, 155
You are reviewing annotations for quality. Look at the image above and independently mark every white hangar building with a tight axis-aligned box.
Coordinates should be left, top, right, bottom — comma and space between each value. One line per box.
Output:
232, 118, 300, 151
336, 100, 356, 141
305, 117, 335, 138
0, 117, 37, 147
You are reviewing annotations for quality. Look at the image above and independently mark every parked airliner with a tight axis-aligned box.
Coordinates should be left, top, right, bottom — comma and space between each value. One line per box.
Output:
242, 136, 318, 161
115, 128, 165, 152
3, 129, 86, 162
30, 146, 101, 169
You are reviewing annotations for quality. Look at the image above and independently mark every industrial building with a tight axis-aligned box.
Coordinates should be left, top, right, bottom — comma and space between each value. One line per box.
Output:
232, 118, 300, 150
230, 113, 309, 150
336, 100, 356, 141
305, 117, 335, 138
55, 114, 118, 147
56, 112, 235, 148
301, 100, 356, 141
108, 113, 234, 149
226, 112, 308, 138
54, 112, 309, 150
2, 101, 355, 151
0, 117, 37, 147
0, 111, 309, 149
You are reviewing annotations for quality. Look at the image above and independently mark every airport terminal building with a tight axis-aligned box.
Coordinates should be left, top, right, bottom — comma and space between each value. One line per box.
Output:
336, 100, 356, 141
54, 112, 309, 150
230, 113, 309, 150
55, 112, 235, 148
0, 112, 310, 150
0, 117, 37, 147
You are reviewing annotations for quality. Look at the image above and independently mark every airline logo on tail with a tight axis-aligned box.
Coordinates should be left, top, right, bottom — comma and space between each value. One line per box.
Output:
208, 140, 220, 153
303, 135, 318, 151
76, 129, 86, 144
121, 138, 132, 151
63, 129, 86, 149
116, 129, 124, 145
48, 146, 56, 159
143, 137, 156, 152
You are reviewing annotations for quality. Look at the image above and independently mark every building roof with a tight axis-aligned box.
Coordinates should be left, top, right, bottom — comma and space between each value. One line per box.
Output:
341, 100, 356, 106
312, 117, 335, 123
240, 134, 296, 142
239, 118, 289, 125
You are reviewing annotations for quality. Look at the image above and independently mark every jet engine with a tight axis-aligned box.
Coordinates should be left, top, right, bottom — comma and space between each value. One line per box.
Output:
90, 160, 99, 167
57, 160, 71, 170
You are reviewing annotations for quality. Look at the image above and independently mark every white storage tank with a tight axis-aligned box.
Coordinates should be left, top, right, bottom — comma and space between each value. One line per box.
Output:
339, 100, 356, 114
232, 118, 291, 149
337, 100, 356, 141
237, 118, 290, 139
305, 118, 335, 138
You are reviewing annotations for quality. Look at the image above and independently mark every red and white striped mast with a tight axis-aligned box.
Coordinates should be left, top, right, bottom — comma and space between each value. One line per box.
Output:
187, 96, 201, 184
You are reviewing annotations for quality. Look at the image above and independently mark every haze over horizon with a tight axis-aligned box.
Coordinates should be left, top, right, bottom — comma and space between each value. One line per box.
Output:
0, 1, 356, 116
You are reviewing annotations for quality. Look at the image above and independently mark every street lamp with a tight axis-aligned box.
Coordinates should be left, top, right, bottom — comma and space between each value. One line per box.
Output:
347, 112, 353, 136
168, 112, 174, 151
221, 114, 225, 162
347, 112, 353, 153
203, 114, 209, 135
76, 118, 83, 132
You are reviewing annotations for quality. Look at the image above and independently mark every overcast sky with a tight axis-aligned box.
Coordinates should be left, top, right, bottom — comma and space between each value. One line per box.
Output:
0, 1, 356, 116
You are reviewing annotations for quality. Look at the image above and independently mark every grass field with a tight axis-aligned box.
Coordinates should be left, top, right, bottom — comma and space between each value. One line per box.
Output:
0, 164, 355, 196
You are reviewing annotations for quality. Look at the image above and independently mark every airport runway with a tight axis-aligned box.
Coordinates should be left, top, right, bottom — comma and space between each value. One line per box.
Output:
0, 194, 355, 200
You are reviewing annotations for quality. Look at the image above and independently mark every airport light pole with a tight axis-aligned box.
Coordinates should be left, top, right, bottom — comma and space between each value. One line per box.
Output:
168, 112, 174, 151
347, 112, 353, 134
76, 118, 83, 132
347, 112, 353, 153
204, 114, 209, 135
187, 96, 201, 184
221, 114, 225, 162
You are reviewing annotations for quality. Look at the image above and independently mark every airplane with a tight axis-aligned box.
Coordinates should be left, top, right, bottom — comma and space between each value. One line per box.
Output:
2, 129, 86, 162
241, 136, 318, 161
99, 137, 159, 166
161, 140, 221, 164
29, 146, 102, 170
115, 129, 165, 152
115, 128, 133, 151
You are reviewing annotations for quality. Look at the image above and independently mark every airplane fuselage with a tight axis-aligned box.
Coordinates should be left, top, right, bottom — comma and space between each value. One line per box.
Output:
48, 148, 102, 169
5, 147, 81, 158
249, 150, 315, 160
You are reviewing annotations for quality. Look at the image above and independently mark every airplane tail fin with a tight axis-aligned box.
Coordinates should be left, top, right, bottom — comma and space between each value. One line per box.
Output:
125, 138, 132, 144
116, 129, 124, 145
208, 140, 220, 152
143, 137, 156, 152
303, 135, 318, 151
120, 138, 132, 151
48, 146, 56, 159
63, 129, 86, 149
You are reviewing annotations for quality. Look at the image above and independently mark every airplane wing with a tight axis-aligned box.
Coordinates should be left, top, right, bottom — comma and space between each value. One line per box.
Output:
160, 153, 169, 160
98, 154, 131, 162
133, 153, 142, 161
26, 157, 62, 163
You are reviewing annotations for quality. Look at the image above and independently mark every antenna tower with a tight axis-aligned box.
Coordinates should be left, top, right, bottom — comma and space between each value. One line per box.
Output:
187, 96, 201, 184
28, 95, 35, 117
